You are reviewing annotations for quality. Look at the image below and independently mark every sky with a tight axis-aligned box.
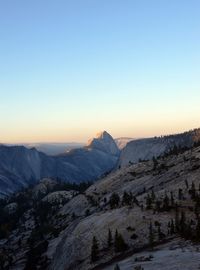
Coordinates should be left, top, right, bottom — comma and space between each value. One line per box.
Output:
0, 0, 200, 143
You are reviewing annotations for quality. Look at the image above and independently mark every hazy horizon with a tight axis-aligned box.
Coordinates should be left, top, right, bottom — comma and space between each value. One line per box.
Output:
1, 126, 200, 145
1, 0, 200, 143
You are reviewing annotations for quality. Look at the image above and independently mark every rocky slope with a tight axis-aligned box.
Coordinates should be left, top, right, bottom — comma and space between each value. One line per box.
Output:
1, 144, 200, 270
119, 128, 200, 166
0, 131, 119, 197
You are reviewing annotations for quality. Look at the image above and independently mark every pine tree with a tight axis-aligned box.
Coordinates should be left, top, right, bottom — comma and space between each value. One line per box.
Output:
114, 264, 121, 270
148, 222, 154, 249
157, 224, 162, 241
195, 196, 200, 217
184, 222, 192, 240
146, 194, 152, 210
170, 191, 174, 207
108, 229, 113, 248
151, 189, 156, 202
195, 217, 200, 241
122, 191, 132, 206
114, 230, 127, 252
152, 156, 158, 170
109, 193, 120, 209
175, 205, 180, 232
91, 236, 99, 262
170, 219, 175, 235
178, 189, 183, 200
155, 200, 161, 212
190, 182, 196, 200
180, 211, 186, 236
185, 179, 189, 189
163, 193, 170, 211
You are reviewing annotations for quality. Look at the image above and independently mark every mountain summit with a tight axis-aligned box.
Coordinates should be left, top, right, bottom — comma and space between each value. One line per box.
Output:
87, 131, 120, 156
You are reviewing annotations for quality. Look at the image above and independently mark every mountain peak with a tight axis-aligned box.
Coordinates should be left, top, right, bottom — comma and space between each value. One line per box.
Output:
95, 130, 112, 139
87, 131, 120, 156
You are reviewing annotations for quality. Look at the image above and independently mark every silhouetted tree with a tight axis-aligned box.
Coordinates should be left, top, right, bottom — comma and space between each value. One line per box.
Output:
170, 191, 174, 207
163, 193, 170, 211
190, 182, 196, 200
114, 230, 127, 252
108, 229, 113, 248
148, 222, 154, 249
180, 212, 186, 236
185, 179, 189, 189
151, 190, 156, 202
175, 205, 180, 232
122, 191, 132, 206
178, 189, 183, 200
152, 156, 158, 170
170, 219, 175, 235
114, 264, 121, 270
146, 194, 152, 210
91, 236, 99, 262
109, 193, 120, 209
195, 217, 200, 241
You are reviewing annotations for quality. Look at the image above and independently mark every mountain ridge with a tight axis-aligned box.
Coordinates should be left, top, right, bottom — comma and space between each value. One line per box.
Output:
120, 128, 200, 166
0, 131, 120, 197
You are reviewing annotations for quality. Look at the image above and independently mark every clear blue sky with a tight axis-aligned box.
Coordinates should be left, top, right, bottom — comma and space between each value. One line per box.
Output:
0, 0, 200, 143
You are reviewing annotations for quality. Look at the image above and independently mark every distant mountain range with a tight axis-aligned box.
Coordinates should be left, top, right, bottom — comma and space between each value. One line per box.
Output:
1, 128, 200, 197
0, 131, 119, 197
4, 138, 131, 156
24, 142, 85, 155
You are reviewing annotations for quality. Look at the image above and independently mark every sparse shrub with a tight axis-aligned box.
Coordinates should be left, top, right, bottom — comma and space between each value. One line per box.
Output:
130, 233, 138, 240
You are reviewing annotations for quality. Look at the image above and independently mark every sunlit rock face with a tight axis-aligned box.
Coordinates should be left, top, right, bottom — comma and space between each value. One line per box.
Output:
87, 131, 120, 156
119, 128, 200, 166
0, 131, 120, 196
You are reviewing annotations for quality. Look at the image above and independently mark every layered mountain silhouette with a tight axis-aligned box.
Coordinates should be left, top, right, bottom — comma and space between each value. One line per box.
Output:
1, 129, 200, 197
0, 131, 120, 197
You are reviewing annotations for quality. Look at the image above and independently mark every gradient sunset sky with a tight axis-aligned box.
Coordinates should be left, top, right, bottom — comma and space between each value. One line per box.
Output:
1, 0, 200, 143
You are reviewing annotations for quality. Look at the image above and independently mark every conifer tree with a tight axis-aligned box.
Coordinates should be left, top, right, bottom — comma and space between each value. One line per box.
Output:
152, 156, 158, 170
108, 228, 113, 248
170, 191, 174, 207
170, 219, 175, 235
180, 211, 186, 236
148, 222, 154, 249
190, 182, 196, 200
114, 264, 121, 270
109, 193, 120, 209
157, 224, 162, 241
91, 236, 99, 262
155, 200, 161, 212
122, 191, 132, 206
146, 194, 152, 210
185, 179, 189, 189
175, 205, 180, 232
163, 193, 170, 211
178, 188, 183, 200
195, 217, 200, 241
151, 189, 156, 202
114, 230, 127, 252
